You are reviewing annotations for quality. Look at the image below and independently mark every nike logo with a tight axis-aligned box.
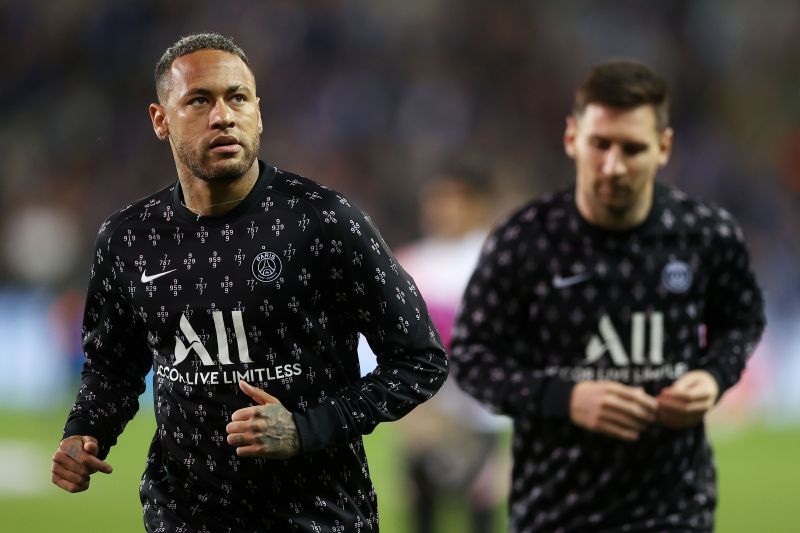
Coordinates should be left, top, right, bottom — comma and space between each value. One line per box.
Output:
141, 269, 177, 283
552, 272, 592, 289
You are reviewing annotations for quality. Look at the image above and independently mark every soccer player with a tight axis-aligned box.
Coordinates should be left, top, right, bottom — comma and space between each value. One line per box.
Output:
50, 32, 447, 532
450, 60, 765, 532
394, 162, 510, 533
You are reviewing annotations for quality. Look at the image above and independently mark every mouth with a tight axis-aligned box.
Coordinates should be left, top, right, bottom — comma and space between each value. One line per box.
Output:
596, 183, 631, 204
209, 135, 242, 154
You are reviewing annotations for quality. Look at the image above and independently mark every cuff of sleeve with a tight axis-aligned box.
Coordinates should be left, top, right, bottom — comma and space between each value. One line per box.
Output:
696, 367, 727, 403
539, 378, 576, 419
293, 400, 347, 453
62, 418, 112, 460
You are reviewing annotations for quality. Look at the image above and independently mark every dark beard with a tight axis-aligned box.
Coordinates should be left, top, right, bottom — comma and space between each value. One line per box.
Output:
175, 132, 260, 183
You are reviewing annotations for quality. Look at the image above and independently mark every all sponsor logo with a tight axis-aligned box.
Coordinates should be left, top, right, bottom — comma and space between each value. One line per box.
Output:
160, 310, 303, 386
586, 312, 663, 366
543, 310, 691, 384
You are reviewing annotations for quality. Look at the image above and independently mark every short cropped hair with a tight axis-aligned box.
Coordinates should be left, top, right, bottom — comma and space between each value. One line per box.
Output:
438, 157, 494, 197
154, 32, 250, 102
573, 60, 670, 131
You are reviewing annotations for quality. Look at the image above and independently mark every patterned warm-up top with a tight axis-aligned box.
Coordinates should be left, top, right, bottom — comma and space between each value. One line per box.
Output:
451, 183, 765, 532
64, 161, 448, 532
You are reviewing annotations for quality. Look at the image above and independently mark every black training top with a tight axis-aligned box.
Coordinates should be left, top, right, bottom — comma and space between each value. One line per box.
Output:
63, 161, 448, 532
451, 183, 765, 532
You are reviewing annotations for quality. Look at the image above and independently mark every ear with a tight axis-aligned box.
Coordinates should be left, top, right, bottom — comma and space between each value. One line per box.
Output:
149, 103, 169, 141
256, 97, 263, 134
657, 127, 673, 167
564, 115, 578, 159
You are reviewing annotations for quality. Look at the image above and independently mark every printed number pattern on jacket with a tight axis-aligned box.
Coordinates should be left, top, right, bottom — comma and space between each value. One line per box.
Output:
64, 162, 448, 532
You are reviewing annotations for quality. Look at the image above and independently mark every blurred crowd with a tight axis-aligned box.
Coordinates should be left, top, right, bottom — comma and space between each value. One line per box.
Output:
0, 0, 798, 415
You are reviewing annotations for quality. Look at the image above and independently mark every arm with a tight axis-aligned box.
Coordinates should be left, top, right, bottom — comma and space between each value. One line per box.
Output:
450, 224, 575, 420
293, 203, 448, 452
59, 222, 153, 462
695, 220, 765, 396
658, 220, 765, 428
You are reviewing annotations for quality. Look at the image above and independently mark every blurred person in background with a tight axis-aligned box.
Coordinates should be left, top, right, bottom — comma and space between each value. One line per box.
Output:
49, 32, 447, 532
396, 161, 511, 533
451, 60, 765, 532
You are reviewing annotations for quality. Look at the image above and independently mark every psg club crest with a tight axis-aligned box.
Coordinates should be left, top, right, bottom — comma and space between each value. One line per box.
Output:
661, 260, 692, 293
252, 251, 282, 283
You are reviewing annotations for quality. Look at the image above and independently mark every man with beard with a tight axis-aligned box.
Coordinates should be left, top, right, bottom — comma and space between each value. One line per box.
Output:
450, 60, 765, 531
50, 33, 447, 532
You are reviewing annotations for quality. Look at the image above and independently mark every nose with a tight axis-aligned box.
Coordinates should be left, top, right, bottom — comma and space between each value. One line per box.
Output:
209, 98, 234, 129
601, 145, 627, 177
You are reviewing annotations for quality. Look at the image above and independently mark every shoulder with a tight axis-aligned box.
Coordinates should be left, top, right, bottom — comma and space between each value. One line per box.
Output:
489, 187, 572, 242
94, 183, 175, 248
656, 183, 746, 243
268, 167, 377, 233
268, 168, 356, 213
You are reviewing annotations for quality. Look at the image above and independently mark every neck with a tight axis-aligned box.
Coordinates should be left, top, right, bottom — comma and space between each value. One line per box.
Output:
179, 161, 260, 217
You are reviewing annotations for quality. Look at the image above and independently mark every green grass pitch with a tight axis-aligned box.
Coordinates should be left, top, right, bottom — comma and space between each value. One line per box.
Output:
1, 408, 797, 532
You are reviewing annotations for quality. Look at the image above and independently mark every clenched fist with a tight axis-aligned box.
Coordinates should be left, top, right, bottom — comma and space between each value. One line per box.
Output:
51, 435, 113, 493
226, 380, 301, 459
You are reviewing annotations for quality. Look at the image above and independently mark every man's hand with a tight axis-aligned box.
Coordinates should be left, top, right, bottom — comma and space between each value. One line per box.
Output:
226, 380, 301, 459
657, 370, 719, 429
570, 381, 658, 441
51, 435, 113, 493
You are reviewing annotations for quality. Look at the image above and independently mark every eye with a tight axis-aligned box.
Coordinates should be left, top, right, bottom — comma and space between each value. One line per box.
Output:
231, 94, 247, 103
589, 137, 611, 151
188, 96, 208, 106
622, 143, 648, 156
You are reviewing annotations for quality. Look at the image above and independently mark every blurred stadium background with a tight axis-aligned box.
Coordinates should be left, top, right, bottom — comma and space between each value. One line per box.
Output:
1, 1, 798, 531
